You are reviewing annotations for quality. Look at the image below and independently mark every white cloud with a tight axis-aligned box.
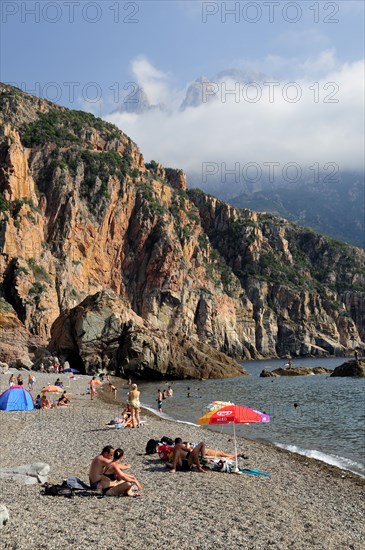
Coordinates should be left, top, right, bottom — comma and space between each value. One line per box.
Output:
105, 56, 365, 182
131, 56, 170, 105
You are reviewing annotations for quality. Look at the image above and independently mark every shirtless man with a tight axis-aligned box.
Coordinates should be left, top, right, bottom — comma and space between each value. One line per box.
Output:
168, 438, 206, 473
89, 446, 114, 489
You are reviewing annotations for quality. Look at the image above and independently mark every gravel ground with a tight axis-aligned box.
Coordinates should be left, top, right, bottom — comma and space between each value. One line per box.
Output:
0, 369, 364, 550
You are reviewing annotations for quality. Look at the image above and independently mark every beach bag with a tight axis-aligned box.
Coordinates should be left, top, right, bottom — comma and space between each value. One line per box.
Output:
160, 436, 174, 445
158, 444, 174, 462
44, 482, 73, 498
145, 439, 159, 455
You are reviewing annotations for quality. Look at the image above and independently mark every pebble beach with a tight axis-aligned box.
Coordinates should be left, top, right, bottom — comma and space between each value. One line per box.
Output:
0, 370, 364, 550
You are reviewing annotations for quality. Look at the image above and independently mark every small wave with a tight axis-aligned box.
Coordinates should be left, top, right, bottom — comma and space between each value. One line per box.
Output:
275, 442, 365, 477
141, 403, 199, 427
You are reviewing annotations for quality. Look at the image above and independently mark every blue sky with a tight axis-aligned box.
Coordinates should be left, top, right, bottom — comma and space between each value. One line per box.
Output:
2, 1, 364, 106
1, 1, 364, 179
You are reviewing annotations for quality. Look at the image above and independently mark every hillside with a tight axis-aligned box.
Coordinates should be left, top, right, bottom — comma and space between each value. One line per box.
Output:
0, 84, 364, 378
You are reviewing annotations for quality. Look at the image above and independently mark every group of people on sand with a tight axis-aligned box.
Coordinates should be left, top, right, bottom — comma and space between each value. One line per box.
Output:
9, 374, 24, 387
87, 438, 244, 498
89, 374, 117, 400
166, 439, 245, 473
34, 391, 71, 409
89, 446, 142, 497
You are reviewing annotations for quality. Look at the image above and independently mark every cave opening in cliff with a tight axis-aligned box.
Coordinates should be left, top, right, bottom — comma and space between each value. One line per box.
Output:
65, 351, 86, 374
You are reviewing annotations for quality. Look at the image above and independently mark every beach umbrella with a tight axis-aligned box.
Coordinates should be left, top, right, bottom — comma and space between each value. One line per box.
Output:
41, 385, 63, 393
198, 403, 270, 473
64, 368, 80, 373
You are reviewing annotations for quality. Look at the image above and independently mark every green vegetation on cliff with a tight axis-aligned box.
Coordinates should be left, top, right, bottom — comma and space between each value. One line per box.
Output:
20, 109, 120, 147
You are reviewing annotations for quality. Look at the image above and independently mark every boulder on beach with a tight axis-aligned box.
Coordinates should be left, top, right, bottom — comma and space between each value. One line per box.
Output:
0, 504, 9, 529
330, 359, 365, 377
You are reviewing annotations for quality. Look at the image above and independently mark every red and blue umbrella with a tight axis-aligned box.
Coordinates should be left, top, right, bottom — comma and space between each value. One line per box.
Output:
198, 403, 270, 472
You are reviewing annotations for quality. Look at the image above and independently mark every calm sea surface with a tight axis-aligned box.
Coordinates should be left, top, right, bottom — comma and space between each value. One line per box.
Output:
132, 357, 365, 476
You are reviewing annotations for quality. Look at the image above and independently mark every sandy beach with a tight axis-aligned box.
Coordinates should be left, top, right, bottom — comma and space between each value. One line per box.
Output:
0, 370, 364, 550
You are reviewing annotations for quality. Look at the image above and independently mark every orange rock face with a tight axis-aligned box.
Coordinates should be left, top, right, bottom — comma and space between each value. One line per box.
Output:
0, 84, 364, 375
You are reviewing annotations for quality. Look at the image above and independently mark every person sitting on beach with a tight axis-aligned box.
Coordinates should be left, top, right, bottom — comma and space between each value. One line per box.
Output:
100, 448, 141, 497
9, 374, 16, 387
40, 395, 52, 409
89, 445, 115, 489
34, 394, 42, 409
17, 374, 23, 386
54, 378, 63, 388
167, 438, 206, 473
58, 391, 70, 406
121, 405, 132, 422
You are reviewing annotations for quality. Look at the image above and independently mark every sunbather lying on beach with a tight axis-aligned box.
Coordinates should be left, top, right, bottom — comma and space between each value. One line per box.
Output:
204, 448, 247, 459
167, 438, 206, 473
100, 449, 142, 497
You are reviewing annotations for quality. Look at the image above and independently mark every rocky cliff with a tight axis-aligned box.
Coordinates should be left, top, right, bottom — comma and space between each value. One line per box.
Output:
0, 84, 364, 377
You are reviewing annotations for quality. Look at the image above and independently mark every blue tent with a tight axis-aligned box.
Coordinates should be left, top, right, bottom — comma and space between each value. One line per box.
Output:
0, 386, 34, 411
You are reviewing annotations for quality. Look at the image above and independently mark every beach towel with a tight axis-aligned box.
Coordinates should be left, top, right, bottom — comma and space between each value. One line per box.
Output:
201, 457, 270, 476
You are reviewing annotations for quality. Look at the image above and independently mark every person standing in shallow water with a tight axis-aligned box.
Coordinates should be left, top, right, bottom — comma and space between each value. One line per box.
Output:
157, 389, 163, 412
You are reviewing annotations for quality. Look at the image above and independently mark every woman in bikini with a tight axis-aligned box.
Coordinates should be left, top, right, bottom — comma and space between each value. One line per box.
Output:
100, 448, 142, 497
128, 384, 141, 428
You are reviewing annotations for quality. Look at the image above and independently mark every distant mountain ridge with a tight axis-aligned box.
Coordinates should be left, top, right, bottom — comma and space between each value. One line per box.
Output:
110, 68, 364, 248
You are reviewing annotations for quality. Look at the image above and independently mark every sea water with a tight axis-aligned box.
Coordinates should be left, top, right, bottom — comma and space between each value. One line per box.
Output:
134, 357, 365, 477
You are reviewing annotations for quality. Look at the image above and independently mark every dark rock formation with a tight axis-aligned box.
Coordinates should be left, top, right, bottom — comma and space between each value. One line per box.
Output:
260, 366, 333, 377
330, 359, 365, 377
49, 290, 246, 379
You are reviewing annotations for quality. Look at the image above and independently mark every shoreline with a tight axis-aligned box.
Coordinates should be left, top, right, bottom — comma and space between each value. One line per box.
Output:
99, 381, 364, 482
1, 371, 364, 549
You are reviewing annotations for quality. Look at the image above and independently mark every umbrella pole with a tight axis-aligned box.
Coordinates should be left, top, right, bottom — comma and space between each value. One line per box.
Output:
232, 422, 240, 473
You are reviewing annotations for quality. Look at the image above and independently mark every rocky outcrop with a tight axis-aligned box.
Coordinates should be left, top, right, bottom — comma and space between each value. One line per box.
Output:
260, 369, 280, 378
0, 84, 364, 377
260, 366, 333, 377
49, 291, 245, 379
330, 359, 365, 377
0, 301, 33, 364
